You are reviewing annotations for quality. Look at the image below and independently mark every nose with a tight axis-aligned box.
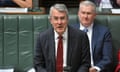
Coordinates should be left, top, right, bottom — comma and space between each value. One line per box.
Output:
84, 14, 88, 18
58, 19, 62, 24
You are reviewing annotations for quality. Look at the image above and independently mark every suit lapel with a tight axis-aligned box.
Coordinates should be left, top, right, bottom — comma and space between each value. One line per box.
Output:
67, 26, 74, 66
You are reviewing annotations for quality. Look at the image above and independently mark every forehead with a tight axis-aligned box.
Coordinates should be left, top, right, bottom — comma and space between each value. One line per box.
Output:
51, 8, 67, 16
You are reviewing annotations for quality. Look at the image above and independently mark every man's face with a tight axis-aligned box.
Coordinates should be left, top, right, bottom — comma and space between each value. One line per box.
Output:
50, 9, 68, 35
78, 5, 96, 27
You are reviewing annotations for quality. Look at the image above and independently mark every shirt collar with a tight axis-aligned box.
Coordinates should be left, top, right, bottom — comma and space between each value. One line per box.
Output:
54, 27, 68, 40
80, 23, 94, 31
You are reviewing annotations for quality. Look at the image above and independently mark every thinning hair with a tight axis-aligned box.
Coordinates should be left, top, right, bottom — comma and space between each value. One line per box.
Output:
49, 3, 68, 18
79, 1, 96, 13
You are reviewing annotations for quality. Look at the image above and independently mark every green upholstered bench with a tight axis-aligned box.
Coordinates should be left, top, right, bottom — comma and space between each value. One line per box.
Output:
0, 14, 120, 72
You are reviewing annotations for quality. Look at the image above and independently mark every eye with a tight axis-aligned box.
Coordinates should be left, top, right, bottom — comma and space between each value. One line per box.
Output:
87, 12, 92, 15
60, 17, 65, 20
81, 11, 85, 14
53, 16, 58, 20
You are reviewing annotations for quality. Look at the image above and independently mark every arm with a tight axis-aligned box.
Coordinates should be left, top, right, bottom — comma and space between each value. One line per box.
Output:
12, 0, 32, 8
34, 34, 47, 72
96, 29, 113, 71
90, 28, 113, 72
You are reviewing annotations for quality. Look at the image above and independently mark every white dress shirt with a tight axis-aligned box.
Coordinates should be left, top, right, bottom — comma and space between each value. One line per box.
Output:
54, 28, 68, 68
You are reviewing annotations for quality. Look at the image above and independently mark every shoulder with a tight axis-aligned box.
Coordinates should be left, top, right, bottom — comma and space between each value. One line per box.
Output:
68, 25, 83, 33
68, 25, 87, 38
70, 23, 80, 29
94, 24, 111, 36
94, 24, 110, 31
38, 28, 53, 39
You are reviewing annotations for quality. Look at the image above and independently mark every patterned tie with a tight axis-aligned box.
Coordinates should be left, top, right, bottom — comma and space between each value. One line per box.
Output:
56, 35, 63, 72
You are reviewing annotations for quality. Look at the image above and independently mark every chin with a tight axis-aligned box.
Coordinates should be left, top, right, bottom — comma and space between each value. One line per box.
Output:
58, 30, 64, 34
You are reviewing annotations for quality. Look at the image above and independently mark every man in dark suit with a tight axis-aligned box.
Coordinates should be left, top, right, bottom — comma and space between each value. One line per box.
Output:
73, 1, 113, 72
34, 3, 91, 72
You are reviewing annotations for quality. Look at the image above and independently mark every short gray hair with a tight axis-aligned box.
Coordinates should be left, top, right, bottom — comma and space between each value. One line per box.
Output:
79, 1, 96, 13
49, 3, 68, 18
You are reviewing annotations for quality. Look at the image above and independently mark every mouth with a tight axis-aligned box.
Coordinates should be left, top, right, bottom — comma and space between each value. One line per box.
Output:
58, 26, 63, 28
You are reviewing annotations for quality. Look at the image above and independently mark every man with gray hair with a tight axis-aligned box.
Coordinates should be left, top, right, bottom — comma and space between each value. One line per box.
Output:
72, 1, 113, 72
34, 3, 90, 72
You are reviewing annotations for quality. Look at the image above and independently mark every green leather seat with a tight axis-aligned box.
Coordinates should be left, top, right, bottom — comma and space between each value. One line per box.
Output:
0, 15, 3, 66
3, 15, 18, 68
18, 15, 33, 71
108, 15, 120, 70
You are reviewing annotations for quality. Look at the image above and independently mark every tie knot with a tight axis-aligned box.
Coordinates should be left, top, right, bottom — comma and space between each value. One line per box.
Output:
58, 35, 63, 39
83, 28, 88, 33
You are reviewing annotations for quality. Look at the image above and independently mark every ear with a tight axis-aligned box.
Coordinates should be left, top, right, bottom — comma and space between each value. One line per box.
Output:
94, 13, 97, 18
78, 11, 80, 18
49, 17, 52, 25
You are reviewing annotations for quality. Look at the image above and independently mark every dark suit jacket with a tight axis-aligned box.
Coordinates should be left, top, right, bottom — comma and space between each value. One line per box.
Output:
34, 25, 91, 72
72, 23, 113, 72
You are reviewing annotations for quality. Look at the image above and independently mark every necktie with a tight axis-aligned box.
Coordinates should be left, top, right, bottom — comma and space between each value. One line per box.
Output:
56, 35, 63, 72
83, 28, 88, 33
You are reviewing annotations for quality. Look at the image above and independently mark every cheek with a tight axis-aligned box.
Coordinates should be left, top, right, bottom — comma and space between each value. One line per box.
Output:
79, 15, 84, 21
88, 15, 95, 20
50, 20, 58, 27
50, 21, 57, 28
64, 20, 68, 24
